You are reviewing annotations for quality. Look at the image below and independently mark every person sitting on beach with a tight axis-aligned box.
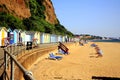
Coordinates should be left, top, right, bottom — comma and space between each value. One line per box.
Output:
95, 46, 103, 58
4, 38, 10, 47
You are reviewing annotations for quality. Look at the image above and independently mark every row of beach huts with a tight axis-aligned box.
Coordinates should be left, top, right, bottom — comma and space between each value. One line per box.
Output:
0, 27, 74, 47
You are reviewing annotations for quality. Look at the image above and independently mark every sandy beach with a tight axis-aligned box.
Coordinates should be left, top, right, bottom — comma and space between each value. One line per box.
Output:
30, 42, 120, 80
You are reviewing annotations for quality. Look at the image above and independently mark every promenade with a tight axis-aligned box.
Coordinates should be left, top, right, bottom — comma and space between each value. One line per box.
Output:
0, 43, 58, 77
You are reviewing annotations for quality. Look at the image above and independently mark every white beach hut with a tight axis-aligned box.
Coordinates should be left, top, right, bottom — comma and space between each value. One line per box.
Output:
25, 31, 35, 42
58, 35, 63, 42
34, 31, 40, 44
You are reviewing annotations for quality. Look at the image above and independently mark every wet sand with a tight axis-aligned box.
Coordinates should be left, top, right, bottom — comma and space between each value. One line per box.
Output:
30, 42, 120, 80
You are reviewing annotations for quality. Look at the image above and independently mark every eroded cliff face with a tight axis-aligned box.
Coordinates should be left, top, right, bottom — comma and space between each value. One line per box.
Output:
42, 0, 58, 24
0, 0, 31, 19
0, 0, 58, 24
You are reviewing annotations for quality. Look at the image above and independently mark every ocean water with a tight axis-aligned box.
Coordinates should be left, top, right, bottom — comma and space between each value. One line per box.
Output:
91, 39, 120, 42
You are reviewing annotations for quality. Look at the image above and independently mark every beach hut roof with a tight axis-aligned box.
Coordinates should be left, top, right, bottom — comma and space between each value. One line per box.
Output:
0, 27, 7, 31
7, 28, 13, 32
13, 29, 22, 33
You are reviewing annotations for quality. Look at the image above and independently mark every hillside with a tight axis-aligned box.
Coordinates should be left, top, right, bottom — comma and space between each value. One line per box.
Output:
0, 0, 73, 36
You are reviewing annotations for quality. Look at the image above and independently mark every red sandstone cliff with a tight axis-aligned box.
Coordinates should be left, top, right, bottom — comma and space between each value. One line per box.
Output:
0, 0, 58, 24
0, 0, 31, 19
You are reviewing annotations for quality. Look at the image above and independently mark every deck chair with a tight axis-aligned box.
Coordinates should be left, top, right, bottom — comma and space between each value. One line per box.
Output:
58, 42, 69, 55
49, 53, 62, 60
58, 48, 66, 55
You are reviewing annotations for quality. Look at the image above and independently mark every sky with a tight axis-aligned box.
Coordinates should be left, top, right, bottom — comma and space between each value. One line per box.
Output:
51, 0, 120, 38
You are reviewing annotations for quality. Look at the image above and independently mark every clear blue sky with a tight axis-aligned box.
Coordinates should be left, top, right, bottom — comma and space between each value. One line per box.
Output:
51, 0, 120, 37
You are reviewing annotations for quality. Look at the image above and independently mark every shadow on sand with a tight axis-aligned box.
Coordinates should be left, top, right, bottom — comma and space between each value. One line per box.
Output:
92, 76, 120, 80
89, 53, 97, 58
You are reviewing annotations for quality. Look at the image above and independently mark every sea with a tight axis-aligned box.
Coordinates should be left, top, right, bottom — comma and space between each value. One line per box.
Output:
91, 39, 120, 42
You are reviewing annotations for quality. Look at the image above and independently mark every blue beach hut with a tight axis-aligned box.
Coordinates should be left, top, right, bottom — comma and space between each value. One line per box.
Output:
13, 29, 22, 43
7, 28, 14, 44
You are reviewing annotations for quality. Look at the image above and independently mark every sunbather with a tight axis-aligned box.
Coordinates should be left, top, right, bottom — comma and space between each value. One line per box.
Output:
49, 53, 63, 60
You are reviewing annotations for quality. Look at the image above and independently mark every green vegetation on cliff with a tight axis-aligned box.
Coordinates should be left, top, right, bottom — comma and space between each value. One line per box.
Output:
0, 0, 73, 36
0, 12, 25, 30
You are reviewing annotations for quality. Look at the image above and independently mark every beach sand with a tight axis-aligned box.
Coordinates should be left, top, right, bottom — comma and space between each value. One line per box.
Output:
30, 42, 120, 80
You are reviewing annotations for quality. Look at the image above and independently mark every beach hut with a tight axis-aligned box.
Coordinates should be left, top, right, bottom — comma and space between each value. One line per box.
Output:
25, 31, 35, 42
44, 33, 51, 43
21, 30, 26, 43
40, 33, 45, 44
0, 27, 8, 46
62, 36, 65, 42
34, 31, 40, 44
64, 35, 69, 42
50, 34, 57, 43
24, 31, 36, 46
7, 28, 14, 44
57, 35, 63, 42
40, 33, 51, 44
56, 35, 59, 42
13, 29, 22, 44
0, 27, 2, 46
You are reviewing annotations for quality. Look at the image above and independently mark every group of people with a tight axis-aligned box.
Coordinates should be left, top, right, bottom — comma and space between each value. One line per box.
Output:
79, 40, 88, 46
91, 43, 103, 58
79, 40, 84, 46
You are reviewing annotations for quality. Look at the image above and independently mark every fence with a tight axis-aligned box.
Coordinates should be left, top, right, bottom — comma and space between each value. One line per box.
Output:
1, 42, 36, 80
0, 41, 69, 80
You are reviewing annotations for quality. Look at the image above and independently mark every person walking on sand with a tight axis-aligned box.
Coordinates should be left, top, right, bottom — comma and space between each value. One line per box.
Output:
95, 46, 103, 58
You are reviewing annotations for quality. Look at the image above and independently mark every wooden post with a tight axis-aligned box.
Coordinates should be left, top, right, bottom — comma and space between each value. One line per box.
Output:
10, 57, 14, 80
4, 50, 7, 80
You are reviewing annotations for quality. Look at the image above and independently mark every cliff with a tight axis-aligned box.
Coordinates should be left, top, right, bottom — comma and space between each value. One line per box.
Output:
0, 0, 31, 18
42, 0, 58, 24
0, 0, 73, 36
0, 0, 58, 24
